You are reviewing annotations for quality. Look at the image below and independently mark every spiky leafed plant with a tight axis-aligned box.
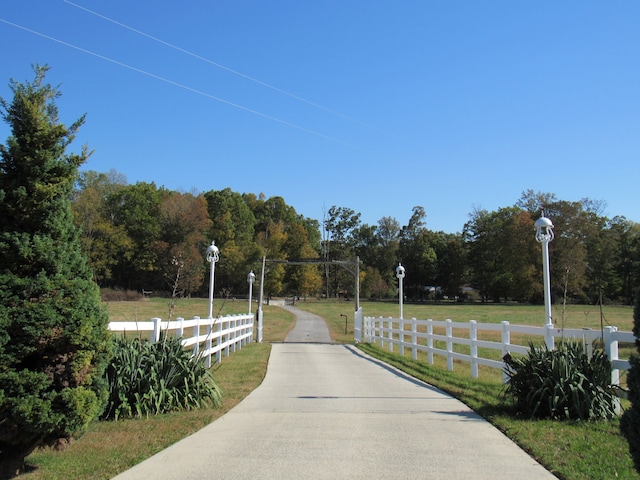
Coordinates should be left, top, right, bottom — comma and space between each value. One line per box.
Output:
102, 336, 222, 420
503, 341, 617, 420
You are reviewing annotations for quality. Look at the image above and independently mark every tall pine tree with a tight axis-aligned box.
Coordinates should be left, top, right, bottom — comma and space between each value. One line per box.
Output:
622, 288, 640, 473
0, 66, 111, 477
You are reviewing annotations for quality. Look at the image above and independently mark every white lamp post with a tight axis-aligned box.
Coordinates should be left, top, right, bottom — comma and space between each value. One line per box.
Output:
396, 263, 405, 319
534, 216, 554, 328
206, 241, 219, 319
247, 270, 256, 314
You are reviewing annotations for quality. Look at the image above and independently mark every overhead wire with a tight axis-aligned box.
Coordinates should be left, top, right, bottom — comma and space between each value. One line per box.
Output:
0, 17, 362, 149
62, 0, 386, 135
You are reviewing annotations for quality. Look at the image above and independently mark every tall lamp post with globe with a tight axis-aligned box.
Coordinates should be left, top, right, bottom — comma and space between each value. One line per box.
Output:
247, 270, 255, 314
396, 263, 405, 319
206, 241, 219, 319
534, 215, 555, 349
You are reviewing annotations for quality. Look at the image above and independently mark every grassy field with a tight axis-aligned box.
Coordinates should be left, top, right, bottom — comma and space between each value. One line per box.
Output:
21, 298, 639, 479
294, 298, 635, 335
296, 299, 636, 373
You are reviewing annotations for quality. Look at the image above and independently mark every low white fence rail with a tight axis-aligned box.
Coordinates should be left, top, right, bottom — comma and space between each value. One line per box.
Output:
363, 316, 635, 388
108, 314, 254, 367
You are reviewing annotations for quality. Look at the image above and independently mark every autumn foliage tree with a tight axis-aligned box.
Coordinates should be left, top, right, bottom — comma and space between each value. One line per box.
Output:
0, 66, 111, 477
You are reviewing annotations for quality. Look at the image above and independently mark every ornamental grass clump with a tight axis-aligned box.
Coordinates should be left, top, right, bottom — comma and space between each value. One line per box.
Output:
102, 336, 222, 420
503, 341, 618, 420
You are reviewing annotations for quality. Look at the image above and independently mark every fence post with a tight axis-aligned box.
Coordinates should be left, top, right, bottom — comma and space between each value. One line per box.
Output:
388, 317, 394, 353
582, 327, 593, 358
411, 318, 418, 360
216, 316, 223, 363
363, 316, 369, 343
603, 326, 621, 414
470, 320, 478, 378
151, 318, 161, 343
193, 316, 200, 356
544, 323, 555, 350
446, 319, 453, 371
354, 307, 363, 343
378, 317, 384, 349
603, 326, 620, 386
427, 319, 434, 364
222, 316, 228, 356
177, 317, 184, 339
205, 318, 213, 368
501, 321, 510, 384
370, 315, 374, 343
231, 316, 237, 353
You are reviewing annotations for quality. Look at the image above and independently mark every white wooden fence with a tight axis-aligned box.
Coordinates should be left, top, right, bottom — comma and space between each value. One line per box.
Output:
362, 315, 635, 389
108, 314, 254, 367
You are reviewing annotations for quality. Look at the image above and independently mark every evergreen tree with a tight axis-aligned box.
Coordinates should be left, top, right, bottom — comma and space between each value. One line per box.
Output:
622, 288, 640, 473
0, 66, 111, 477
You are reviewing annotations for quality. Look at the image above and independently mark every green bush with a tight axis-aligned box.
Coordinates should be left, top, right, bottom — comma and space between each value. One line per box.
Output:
503, 341, 618, 420
621, 289, 640, 473
0, 66, 112, 477
102, 336, 222, 420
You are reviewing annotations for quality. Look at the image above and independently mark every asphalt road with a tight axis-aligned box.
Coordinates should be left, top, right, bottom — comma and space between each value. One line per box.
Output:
113, 307, 555, 480
282, 304, 333, 343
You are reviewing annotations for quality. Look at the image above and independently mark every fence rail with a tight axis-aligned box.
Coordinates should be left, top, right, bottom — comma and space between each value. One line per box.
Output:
108, 313, 254, 367
363, 315, 635, 388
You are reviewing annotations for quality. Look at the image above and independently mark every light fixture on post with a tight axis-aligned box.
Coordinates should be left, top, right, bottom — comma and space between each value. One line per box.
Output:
534, 215, 554, 348
205, 241, 219, 319
257, 256, 266, 343
247, 270, 255, 314
395, 263, 405, 319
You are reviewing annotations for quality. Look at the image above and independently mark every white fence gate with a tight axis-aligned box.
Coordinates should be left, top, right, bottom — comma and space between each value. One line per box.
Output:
108, 314, 255, 367
362, 315, 635, 389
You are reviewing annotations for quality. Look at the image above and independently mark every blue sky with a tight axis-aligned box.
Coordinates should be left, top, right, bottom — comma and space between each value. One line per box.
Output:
1, 1, 638, 233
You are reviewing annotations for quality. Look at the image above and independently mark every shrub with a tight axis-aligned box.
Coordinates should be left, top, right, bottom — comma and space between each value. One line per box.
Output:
102, 336, 222, 420
503, 341, 617, 420
621, 289, 640, 473
0, 66, 112, 477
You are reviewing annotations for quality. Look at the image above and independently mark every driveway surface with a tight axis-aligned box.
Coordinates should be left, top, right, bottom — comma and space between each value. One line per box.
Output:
113, 307, 555, 480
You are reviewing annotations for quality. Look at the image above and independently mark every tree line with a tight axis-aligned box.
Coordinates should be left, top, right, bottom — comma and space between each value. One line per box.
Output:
72, 172, 324, 299
72, 174, 640, 306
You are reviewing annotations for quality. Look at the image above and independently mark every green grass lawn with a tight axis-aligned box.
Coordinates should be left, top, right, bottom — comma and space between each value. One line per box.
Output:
21, 298, 639, 479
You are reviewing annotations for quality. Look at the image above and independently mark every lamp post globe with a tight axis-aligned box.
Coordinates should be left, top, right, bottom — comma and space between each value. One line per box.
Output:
534, 216, 555, 243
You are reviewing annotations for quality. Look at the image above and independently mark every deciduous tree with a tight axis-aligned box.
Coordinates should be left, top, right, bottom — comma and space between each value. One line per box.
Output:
72, 170, 131, 286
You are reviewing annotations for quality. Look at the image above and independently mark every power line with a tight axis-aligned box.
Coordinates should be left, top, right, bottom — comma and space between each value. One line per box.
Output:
0, 17, 360, 148
62, 0, 386, 135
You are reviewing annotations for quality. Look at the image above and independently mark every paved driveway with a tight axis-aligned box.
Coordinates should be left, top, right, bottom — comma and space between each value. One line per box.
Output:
113, 308, 555, 480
